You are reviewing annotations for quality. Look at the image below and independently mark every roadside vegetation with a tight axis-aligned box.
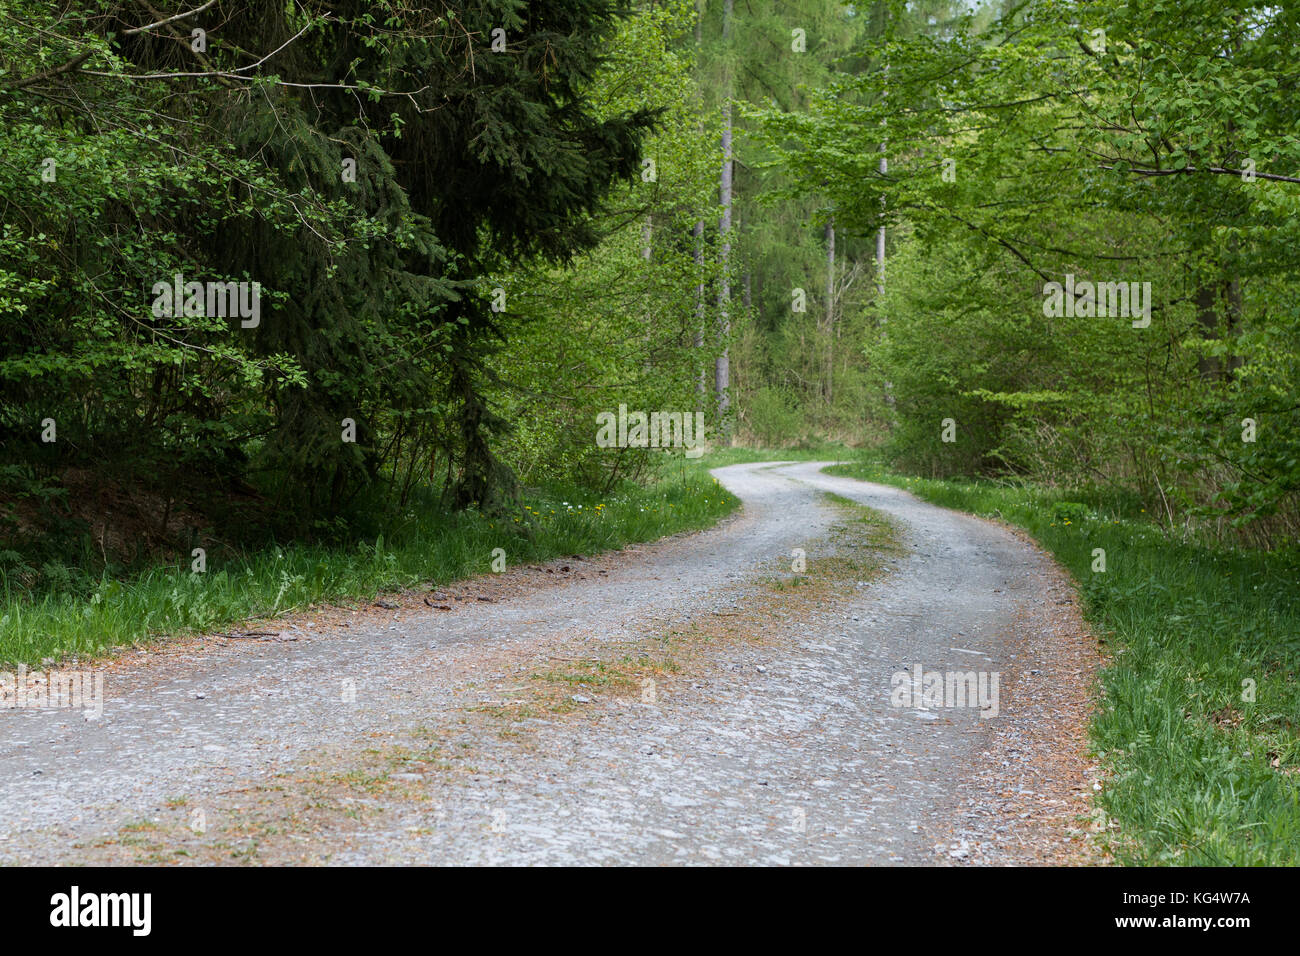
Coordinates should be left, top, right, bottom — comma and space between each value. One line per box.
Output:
825, 459, 1300, 866
0, 464, 736, 667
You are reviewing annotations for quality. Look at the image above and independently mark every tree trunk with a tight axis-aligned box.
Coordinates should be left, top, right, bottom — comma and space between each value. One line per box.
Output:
642, 216, 653, 370
878, 59, 894, 411
1195, 282, 1220, 381
876, 152, 886, 295
693, 219, 706, 403
824, 218, 835, 405
715, 0, 733, 431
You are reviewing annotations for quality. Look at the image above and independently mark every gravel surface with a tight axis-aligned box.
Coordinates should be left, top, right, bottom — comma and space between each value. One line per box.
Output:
0, 461, 1105, 865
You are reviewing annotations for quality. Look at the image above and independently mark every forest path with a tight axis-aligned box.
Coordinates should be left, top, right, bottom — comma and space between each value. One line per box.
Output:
0, 462, 1103, 865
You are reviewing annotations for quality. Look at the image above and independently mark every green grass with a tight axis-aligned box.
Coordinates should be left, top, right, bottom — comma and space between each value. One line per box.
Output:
0, 466, 738, 667
824, 459, 1300, 865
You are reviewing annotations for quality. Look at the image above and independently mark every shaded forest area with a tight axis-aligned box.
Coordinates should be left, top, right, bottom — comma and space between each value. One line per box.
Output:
3, 0, 1298, 596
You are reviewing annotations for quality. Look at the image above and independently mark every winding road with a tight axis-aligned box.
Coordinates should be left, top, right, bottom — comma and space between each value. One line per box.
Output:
0, 461, 1102, 865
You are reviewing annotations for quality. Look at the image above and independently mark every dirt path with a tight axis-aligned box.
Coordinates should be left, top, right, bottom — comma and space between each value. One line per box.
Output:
0, 461, 1105, 865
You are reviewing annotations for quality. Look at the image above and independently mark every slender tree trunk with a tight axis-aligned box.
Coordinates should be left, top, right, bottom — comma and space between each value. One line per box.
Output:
1224, 235, 1244, 376
824, 218, 835, 405
642, 217, 653, 370
715, 0, 733, 430
1196, 237, 1244, 382
1195, 282, 1220, 381
876, 152, 886, 295
716, 106, 731, 418
878, 57, 894, 411
1225, 274, 1243, 376
693, 219, 706, 403
693, 0, 707, 407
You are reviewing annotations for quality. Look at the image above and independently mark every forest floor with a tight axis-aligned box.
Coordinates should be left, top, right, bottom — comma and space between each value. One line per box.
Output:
0, 461, 1106, 865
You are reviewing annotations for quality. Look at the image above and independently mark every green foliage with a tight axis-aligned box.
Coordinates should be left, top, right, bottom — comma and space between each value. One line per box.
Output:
743, 385, 804, 446
487, 0, 722, 490
827, 460, 1300, 865
757, 0, 1300, 543
0, 465, 738, 667
0, 0, 657, 549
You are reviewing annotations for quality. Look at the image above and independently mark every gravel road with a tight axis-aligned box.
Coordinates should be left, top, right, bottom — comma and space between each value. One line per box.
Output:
0, 461, 1104, 865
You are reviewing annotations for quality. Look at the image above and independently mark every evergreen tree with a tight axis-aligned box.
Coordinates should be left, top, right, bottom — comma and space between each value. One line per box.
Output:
0, 0, 657, 536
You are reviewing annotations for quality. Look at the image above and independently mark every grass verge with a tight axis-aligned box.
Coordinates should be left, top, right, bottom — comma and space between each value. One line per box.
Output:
0, 466, 738, 666
824, 459, 1300, 865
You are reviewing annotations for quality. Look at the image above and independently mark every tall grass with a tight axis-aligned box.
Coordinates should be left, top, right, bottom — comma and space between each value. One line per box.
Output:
825, 460, 1300, 865
0, 467, 737, 666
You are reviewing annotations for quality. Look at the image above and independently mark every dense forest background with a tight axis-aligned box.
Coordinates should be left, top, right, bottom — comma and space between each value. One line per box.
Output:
3, 0, 1298, 592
